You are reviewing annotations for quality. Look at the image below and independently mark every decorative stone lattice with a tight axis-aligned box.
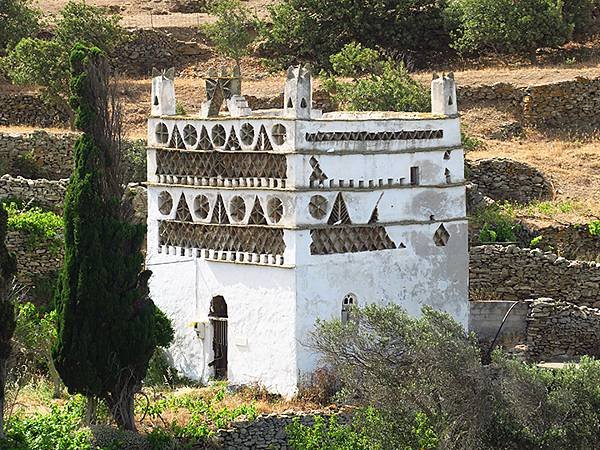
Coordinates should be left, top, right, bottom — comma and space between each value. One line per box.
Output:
225, 126, 242, 151
256, 125, 273, 151
267, 197, 284, 223
194, 194, 210, 219
305, 129, 444, 143
155, 150, 287, 181
183, 124, 198, 146
310, 226, 397, 255
159, 221, 286, 256
248, 197, 268, 225
309, 195, 328, 219
156, 122, 169, 144
169, 126, 185, 149
229, 196, 246, 222
240, 123, 254, 145
211, 124, 227, 147
433, 224, 450, 246
158, 191, 173, 215
327, 193, 351, 225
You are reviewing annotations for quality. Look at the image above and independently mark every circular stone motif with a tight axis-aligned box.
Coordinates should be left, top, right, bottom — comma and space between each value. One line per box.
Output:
229, 196, 246, 222
308, 195, 328, 219
155, 122, 169, 144
211, 124, 227, 147
240, 123, 255, 145
267, 197, 284, 223
183, 124, 198, 146
194, 194, 210, 219
271, 123, 287, 145
158, 191, 173, 215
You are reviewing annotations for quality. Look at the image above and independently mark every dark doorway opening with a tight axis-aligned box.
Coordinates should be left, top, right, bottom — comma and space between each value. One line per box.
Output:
209, 296, 228, 379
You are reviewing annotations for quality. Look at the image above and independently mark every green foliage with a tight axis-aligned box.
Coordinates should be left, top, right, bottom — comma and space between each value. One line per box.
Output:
144, 348, 184, 388
52, 44, 173, 431
461, 131, 482, 151
1, 396, 92, 450
322, 44, 430, 113
588, 220, 600, 236
0, 0, 40, 50
562, 0, 600, 37
287, 414, 376, 450
260, 0, 447, 68
530, 235, 543, 248
123, 139, 147, 184
2, 1, 124, 112
4, 202, 63, 251
175, 101, 187, 116
201, 0, 255, 65
445, 0, 571, 54
473, 203, 519, 243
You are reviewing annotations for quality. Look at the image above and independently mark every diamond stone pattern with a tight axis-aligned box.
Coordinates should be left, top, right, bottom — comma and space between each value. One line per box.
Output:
310, 226, 397, 255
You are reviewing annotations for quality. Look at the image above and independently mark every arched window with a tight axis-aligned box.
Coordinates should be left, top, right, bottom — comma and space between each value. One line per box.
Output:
341, 293, 357, 325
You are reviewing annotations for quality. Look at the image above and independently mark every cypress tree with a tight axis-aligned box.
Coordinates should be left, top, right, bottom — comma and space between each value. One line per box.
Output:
0, 204, 17, 439
52, 44, 173, 431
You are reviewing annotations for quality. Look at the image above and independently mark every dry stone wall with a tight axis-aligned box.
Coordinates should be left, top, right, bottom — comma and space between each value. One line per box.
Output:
0, 93, 69, 128
527, 299, 600, 360
214, 410, 350, 450
0, 175, 67, 212
466, 158, 554, 204
527, 223, 600, 262
470, 245, 600, 308
0, 130, 76, 180
6, 230, 63, 295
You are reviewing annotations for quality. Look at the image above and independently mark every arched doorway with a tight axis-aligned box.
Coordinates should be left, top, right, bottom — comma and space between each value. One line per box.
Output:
208, 296, 228, 379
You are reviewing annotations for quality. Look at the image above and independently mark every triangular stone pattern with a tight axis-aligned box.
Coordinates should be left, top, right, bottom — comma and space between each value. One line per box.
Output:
198, 126, 213, 150
169, 126, 186, 149
248, 196, 268, 225
309, 157, 328, 185
368, 206, 379, 224
175, 194, 192, 222
225, 126, 241, 151
255, 125, 273, 151
211, 194, 230, 224
310, 226, 396, 255
327, 193, 351, 225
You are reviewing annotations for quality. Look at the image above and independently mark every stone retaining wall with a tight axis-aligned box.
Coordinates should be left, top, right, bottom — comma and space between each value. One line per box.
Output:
0, 130, 77, 180
466, 158, 554, 204
0, 93, 69, 128
527, 298, 600, 360
6, 230, 63, 295
528, 223, 600, 262
470, 245, 600, 308
0, 175, 67, 212
458, 83, 525, 106
215, 410, 350, 450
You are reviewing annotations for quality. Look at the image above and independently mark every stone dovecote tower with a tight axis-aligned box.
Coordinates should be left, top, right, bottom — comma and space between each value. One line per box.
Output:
146, 67, 468, 396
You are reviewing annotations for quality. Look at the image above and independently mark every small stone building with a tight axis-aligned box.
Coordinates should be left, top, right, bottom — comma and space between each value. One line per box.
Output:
146, 67, 468, 396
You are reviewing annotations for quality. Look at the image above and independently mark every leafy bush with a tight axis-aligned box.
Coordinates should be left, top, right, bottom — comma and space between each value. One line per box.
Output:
201, 0, 255, 66
2, 1, 124, 117
144, 348, 183, 388
260, 0, 447, 68
322, 44, 430, 112
0, 0, 40, 50
445, 0, 571, 54
4, 202, 63, 250
287, 414, 374, 450
588, 220, 600, 236
1, 396, 92, 450
530, 235, 543, 248
473, 203, 519, 243
123, 139, 147, 184
562, 0, 600, 37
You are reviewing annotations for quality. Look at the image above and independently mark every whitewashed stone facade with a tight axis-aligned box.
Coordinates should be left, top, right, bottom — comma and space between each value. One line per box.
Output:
146, 68, 468, 397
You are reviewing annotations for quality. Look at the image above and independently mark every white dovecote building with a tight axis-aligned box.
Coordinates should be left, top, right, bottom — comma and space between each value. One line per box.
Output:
146, 67, 468, 396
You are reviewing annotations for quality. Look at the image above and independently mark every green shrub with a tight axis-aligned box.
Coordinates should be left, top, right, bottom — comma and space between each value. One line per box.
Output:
144, 348, 182, 388
123, 139, 147, 184
562, 0, 600, 37
588, 220, 600, 236
0, 0, 40, 50
4, 202, 63, 250
473, 203, 519, 243
445, 0, 571, 54
461, 131, 482, 151
322, 44, 430, 112
287, 414, 375, 450
201, 0, 255, 66
530, 235, 543, 248
260, 0, 447, 68
2, 396, 92, 450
